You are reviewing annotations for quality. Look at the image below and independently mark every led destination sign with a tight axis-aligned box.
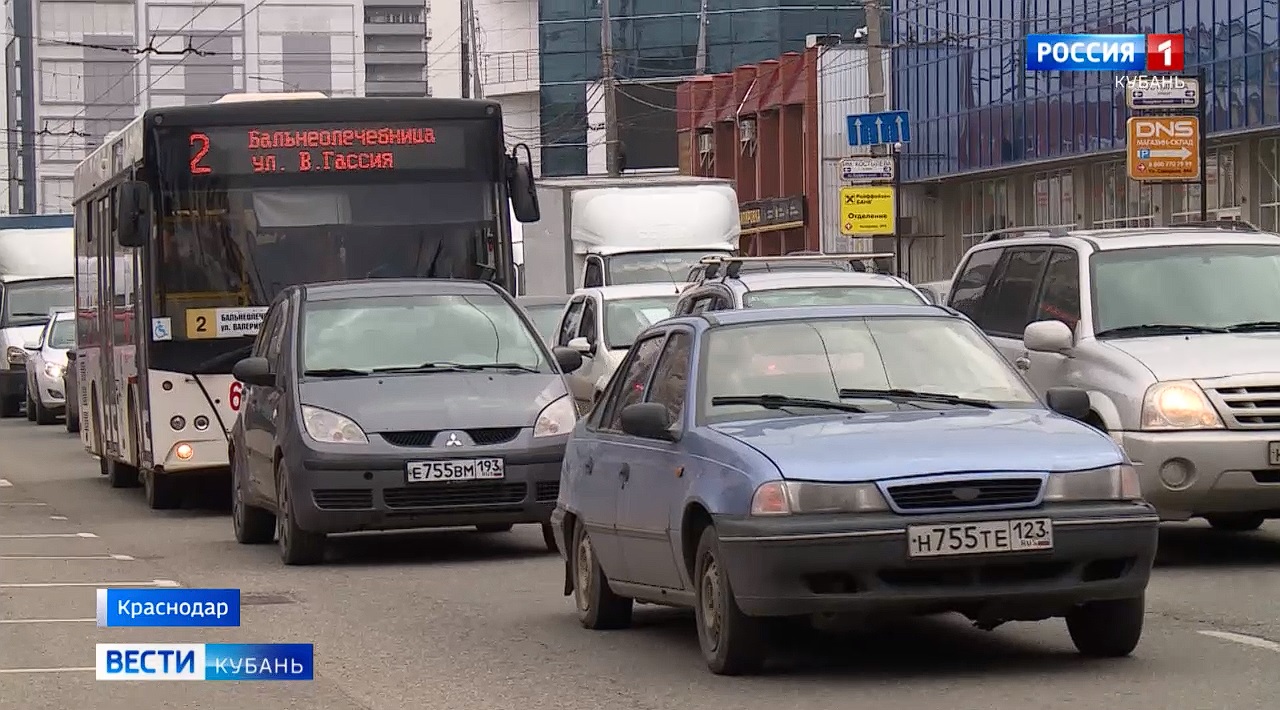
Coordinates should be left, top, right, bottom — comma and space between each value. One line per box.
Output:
187, 122, 469, 175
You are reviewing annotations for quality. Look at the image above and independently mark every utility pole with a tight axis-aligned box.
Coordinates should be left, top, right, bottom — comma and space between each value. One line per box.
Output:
460, 0, 473, 98
600, 0, 620, 176
694, 0, 709, 74
861, 0, 903, 277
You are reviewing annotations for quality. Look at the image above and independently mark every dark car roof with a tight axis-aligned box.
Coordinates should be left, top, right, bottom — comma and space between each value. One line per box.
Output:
515, 295, 569, 307
699, 303, 954, 327
299, 279, 501, 301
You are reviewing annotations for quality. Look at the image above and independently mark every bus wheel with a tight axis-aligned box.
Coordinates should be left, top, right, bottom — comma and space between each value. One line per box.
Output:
106, 458, 139, 489
143, 470, 182, 510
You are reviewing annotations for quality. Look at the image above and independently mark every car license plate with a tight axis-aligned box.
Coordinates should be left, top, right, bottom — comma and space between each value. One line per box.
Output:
1268, 442, 1280, 466
406, 458, 505, 483
906, 518, 1053, 558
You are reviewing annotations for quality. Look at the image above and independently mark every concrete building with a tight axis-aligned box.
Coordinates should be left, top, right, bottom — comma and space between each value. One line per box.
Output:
5, 0, 441, 213
891, 0, 1280, 281
474, 0, 539, 173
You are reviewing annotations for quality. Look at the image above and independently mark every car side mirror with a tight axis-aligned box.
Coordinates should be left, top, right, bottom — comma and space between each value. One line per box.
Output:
232, 357, 275, 387
1046, 387, 1091, 421
1024, 319, 1074, 355
23, 341, 39, 351
116, 180, 150, 248
66, 349, 78, 362
619, 402, 676, 441
508, 153, 540, 223
551, 346, 583, 373
567, 336, 593, 355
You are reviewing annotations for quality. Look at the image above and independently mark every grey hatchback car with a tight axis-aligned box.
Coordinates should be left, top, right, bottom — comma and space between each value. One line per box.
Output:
228, 279, 584, 565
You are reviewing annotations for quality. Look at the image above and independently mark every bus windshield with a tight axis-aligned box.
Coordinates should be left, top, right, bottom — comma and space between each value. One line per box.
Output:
2, 278, 73, 326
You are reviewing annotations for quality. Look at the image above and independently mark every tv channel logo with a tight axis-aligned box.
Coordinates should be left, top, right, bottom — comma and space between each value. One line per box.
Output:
1025, 34, 1184, 72
97, 588, 240, 627
97, 643, 315, 681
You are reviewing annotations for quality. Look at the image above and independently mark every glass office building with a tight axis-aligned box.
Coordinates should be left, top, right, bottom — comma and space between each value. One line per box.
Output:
538, 0, 865, 176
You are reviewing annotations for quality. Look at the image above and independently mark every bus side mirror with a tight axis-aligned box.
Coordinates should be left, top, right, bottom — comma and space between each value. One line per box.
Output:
116, 181, 150, 248
508, 149, 540, 223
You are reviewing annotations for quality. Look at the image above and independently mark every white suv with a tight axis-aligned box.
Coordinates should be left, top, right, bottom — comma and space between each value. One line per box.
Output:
944, 222, 1280, 531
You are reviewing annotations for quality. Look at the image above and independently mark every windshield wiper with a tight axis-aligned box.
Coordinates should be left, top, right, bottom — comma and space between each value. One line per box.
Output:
303, 368, 370, 378
1223, 320, 1280, 333
710, 394, 866, 413
371, 362, 538, 374
9, 312, 48, 318
456, 362, 540, 373
1094, 324, 1228, 338
839, 387, 997, 409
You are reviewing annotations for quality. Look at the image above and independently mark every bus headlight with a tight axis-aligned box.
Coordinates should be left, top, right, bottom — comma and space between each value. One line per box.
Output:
533, 396, 575, 438
300, 405, 368, 444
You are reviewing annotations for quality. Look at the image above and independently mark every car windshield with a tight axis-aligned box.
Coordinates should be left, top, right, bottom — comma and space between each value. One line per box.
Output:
3, 279, 73, 325
1092, 245, 1280, 334
743, 285, 925, 308
301, 293, 549, 373
604, 296, 678, 349
607, 251, 728, 286
522, 304, 565, 341
700, 316, 1038, 422
48, 319, 75, 348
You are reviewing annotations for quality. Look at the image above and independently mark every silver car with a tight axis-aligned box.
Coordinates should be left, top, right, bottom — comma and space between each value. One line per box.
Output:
943, 221, 1280, 531
24, 310, 74, 425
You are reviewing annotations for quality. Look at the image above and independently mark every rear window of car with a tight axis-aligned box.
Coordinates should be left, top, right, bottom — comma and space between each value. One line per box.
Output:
522, 304, 564, 340
742, 286, 925, 309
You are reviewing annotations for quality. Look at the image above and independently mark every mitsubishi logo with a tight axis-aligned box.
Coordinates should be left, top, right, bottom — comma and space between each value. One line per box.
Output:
952, 487, 981, 502
445, 432, 463, 447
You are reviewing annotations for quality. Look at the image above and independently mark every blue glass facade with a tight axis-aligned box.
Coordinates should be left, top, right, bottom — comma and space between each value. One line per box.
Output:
539, 0, 864, 176
892, 0, 1280, 181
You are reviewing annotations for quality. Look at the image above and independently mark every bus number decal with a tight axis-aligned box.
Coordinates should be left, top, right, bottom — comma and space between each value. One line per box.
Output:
189, 132, 212, 174
229, 381, 243, 412
194, 316, 208, 333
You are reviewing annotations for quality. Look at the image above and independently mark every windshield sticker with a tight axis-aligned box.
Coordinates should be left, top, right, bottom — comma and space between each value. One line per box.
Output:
639, 308, 672, 324
151, 317, 172, 342
185, 306, 269, 339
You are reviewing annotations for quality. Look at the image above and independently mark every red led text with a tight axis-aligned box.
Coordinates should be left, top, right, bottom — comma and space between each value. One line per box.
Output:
247, 127, 436, 150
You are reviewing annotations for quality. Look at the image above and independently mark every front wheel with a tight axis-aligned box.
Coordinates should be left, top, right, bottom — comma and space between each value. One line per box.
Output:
572, 524, 632, 629
24, 390, 35, 421
542, 523, 558, 553
1066, 596, 1145, 657
694, 527, 769, 675
34, 397, 57, 425
143, 470, 181, 508
276, 464, 326, 565
1206, 514, 1265, 532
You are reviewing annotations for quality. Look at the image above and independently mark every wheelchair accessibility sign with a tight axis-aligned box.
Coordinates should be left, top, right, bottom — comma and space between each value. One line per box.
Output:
151, 317, 173, 342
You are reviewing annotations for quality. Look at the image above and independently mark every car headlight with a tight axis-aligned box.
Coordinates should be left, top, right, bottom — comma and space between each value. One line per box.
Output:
6, 346, 25, 365
1044, 464, 1142, 502
300, 405, 368, 444
1141, 380, 1223, 430
43, 363, 64, 379
533, 395, 575, 438
750, 480, 889, 516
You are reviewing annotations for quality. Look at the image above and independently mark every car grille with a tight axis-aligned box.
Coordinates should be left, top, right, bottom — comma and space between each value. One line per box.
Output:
312, 489, 374, 510
381, 428, 522, 447
884, 477, 1044, 512
383, 482, 527, 509
534, 480, 560, 503
1205, 385, 1280, 429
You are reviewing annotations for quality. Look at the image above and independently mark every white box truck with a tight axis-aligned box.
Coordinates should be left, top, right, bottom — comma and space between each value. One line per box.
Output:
519, 175, 741, 296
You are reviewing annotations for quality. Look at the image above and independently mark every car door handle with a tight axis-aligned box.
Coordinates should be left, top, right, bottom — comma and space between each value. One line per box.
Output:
619, 464, 630, 483
1014, 354, 1031, 370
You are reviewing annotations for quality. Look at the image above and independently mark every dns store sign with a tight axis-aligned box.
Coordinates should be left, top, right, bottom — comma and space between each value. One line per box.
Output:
1127, 116, 1200, 182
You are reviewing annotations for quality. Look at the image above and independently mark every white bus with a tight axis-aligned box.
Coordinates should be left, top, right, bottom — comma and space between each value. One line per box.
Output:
71, 92, 540, 509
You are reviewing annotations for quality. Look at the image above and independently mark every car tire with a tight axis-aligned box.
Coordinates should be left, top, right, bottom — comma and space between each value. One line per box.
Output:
694, 526, 768, 675
34, 397, 57, 425
25, 390, 36, 421
542, 522, 558, 553
276, 463, 326, 565
475, 523, 514, 533
1066, 595, 1145, 658
571, 523, 632, 630
1206, 514, 1265, 532
231, 450, 274, 544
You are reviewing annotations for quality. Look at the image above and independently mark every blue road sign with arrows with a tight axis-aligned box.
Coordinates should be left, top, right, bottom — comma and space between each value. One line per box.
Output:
846, 110, 911, 147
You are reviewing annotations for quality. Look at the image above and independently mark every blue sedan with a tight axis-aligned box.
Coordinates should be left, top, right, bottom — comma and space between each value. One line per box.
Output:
549, 304, 1159, 675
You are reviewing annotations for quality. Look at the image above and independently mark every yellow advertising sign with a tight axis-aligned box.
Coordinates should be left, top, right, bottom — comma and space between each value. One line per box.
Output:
185, 308, 219, 340
840, 186, 895, 236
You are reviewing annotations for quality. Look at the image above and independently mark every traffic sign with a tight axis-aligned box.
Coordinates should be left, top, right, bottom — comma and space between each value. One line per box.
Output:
840, 156, 894, 181
846, 111, 911, 147
1126, 77, 1200, 109
1126, 116, 1200, 181
839, 185, 895, 236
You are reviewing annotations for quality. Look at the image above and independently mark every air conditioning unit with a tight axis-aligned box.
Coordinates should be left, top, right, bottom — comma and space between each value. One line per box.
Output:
739, 118, 756, 142
697, 131, 714, 156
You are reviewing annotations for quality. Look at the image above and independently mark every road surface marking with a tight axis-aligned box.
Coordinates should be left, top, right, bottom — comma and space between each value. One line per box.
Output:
1199, 630, 1280, 652
0, 532, 97, 539
0, 554, 134, 561
0, 479, 11, 487
49, 515, 67, 520
0, 579, 178, 588
0, 618, 94, 624
0, 667, 94, 674
0, 502, 46, 506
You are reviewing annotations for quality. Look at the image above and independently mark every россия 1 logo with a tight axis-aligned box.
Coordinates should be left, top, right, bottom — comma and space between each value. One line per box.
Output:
1025, 34, 1185, 72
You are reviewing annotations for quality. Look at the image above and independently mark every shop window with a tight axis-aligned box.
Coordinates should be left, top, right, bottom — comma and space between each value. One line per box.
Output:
1091, 161, 1155, 228
1261, 139, 1280, 232
1170, 146, 1238, 223
1033, 170, 1076, 227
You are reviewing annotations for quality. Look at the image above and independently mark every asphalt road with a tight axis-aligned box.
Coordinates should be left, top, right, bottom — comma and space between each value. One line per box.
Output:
3, 417, 1280, 710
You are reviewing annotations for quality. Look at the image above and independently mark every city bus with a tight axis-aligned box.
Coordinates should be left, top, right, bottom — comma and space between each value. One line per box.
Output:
71, 93, 540, 509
